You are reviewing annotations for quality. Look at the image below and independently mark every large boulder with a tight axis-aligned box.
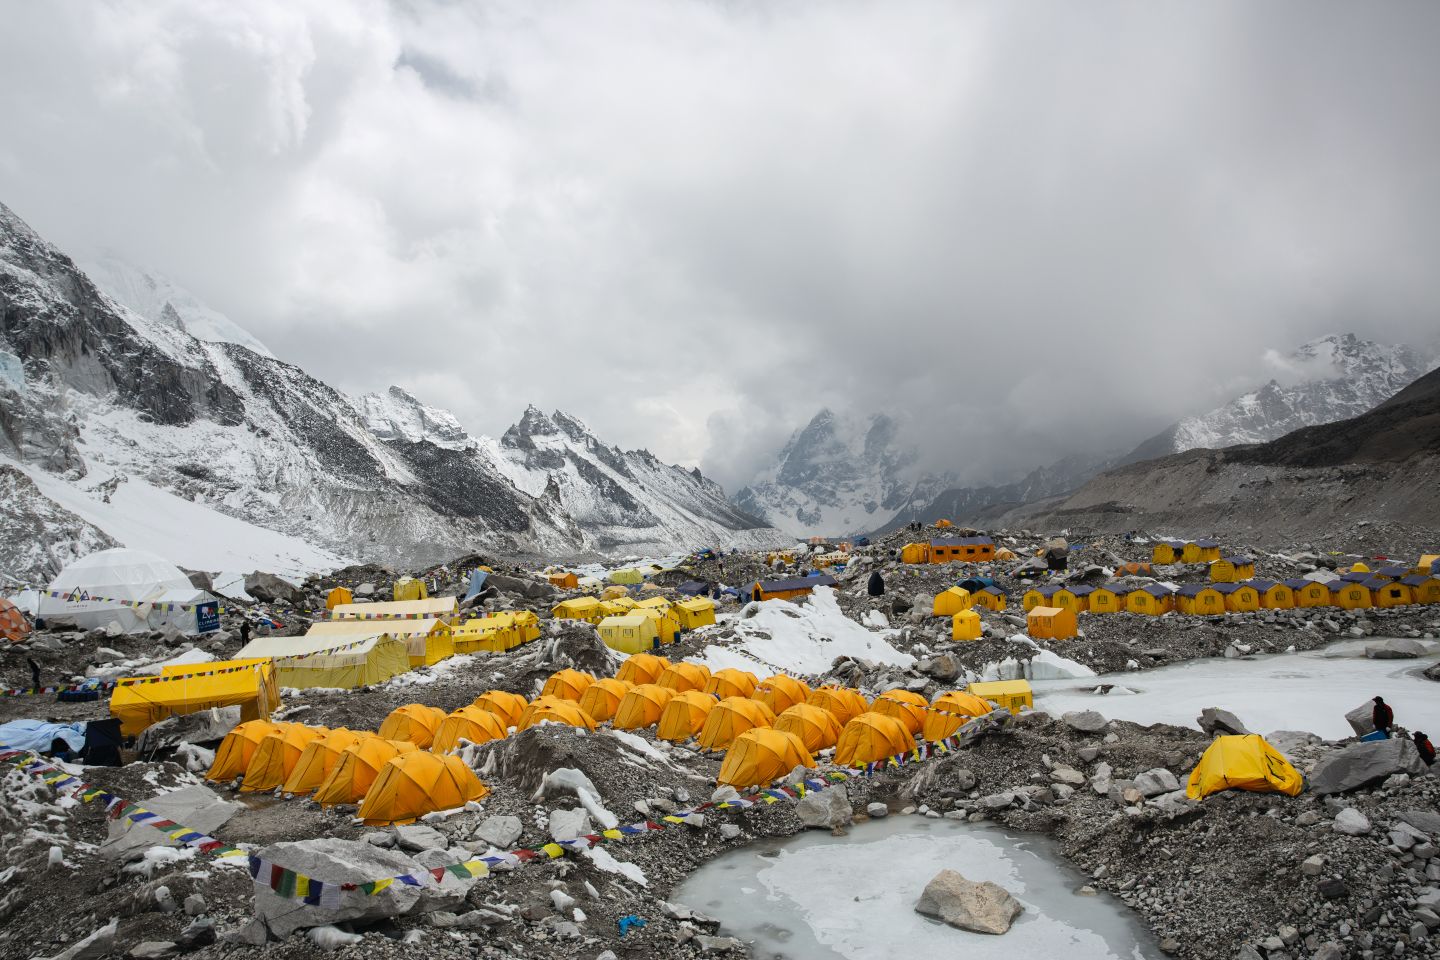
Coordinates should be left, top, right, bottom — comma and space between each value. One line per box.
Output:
1310, 739, 1429, 795
795, 786, 852, 830
243, 572, 305, 606
1062, 710, 1108, 734
474, 815, 523, 850
102, 786, 238, 859
1365, 638, 1427, 660
253, 838, 474, 938
914, 869, 1022, 935
1344, 702, 1377, 737
486, 573, 556, 601
1197, 708, 1250, 736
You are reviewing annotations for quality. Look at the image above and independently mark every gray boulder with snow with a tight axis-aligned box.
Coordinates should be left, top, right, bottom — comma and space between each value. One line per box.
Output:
796, 786, 853, 830
914, 869, 1022, 934
1310, 738, 1428, 795
1365, 637, 1426, 660
103, 785, 238, 859
243, 572, 305, 606
1197, 708, 1250, 736
1062, 710, 1108, 733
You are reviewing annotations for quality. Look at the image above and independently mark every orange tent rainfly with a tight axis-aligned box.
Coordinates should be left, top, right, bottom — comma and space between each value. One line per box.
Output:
473, 690, 528, 729
754, 674, 811, 715
657, 662, 711, 693
541, 669, 596, 702
577, 678, 635, 723
871, 689, 929, 735
835, 712, 914, 767
806, 686, 870, 725
922, 690, 993, 742
377, 704, 447, 749
282, 728, 369, 796
697, 697, 776, 751
773, 703, 844, 753
431, 706, 508, 753
240, 724, 329, 793
616, 653, 671, 686
613, 684, 678, 730
518, 696, 597, 731
356, 752, 489, 826
656, 690, 719, 742
716, 728, 813, 789
0, 598, 32, 644
704, 668, 759, 700
207, 720, 286, 783
312, 738, 418, 805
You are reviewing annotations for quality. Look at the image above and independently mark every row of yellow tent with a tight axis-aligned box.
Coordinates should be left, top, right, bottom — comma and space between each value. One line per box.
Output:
552, 595, 718, 654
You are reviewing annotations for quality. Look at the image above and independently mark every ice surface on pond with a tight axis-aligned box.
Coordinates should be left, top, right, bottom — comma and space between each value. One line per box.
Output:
1031, 640, 1440, 739
674, 817, 1159, 960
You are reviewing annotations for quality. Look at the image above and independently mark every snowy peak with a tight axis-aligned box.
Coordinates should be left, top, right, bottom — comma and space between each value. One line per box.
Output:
354, 386, 473, 450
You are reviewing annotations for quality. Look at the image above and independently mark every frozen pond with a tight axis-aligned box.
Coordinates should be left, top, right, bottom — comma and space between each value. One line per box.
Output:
673, 816, 1160, 960
1031, 638, 1440, 739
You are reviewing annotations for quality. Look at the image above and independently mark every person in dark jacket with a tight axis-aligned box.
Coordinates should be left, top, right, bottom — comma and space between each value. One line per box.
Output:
867, 571, 884, 597
27, 658, 41, 690
239, 618, 252, 645
1372, 696, 1394, 738
1414, 731, 1435, 766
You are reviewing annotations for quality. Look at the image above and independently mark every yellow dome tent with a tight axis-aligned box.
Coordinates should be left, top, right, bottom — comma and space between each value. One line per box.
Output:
282, 729, 370, 796
393, 577, 429, 601
697, 697, 776, 751
717, 728, 813, 789
473, 690, 528, 728
240, 724, 330, 793
806, 686, 869, 725
835, 712, 914, 767
773, 703, 844, 753
1185, 734, 1304, 801
207, 720, 287, 783
541, 669, 596, 702
312, 738, 418, 805
602, 585, 629, 601
608, 568, 644, 585
922, 690, 993, 742
656, 690, 720, 742
577, 678, 635, 723
871, 689, 929, 735
518, 696, 597, 731
432, 706, 508, 753
617, 653, 670, 686
377, 704, 447, 749
657, 662, 711, 693
704, 668, 759, 700
325, 586, 353, 610
613, 684, 678, 730
356, 752, 489, 826
754, 674, 812, 715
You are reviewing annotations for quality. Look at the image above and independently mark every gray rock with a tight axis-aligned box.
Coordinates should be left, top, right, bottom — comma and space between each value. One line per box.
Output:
1365, 637, 1426, 659
127, 945, 176, 959
1133, 768, 1181, 797
1197, 707, 1250, 736
361, 832, 394, 848
177, 918, 215, 949
102, 785, 237, 859
394, 824, 448, 852
1062, 710, 1108, 734
355, 582, 375, 597
695, 935, 744, 953
1301, 855, 1324, 876
720, 824, 741, 840
1311, 945, 1344, 960
1050, 767, 1086, 786
1399, 810, 1440, 834
475, 815, 523, 850
183, 894, 207, 917
243, 571, 306, 606
1311, 739, 1428, 795
796, 786, 852, 830
1413, 842, 1437, 860
979, 792, 1014, 810
252, 838, 473, 938
218, 920, 268, 946
1344, 701, 1378, 737
1146, 790, 1199, 819
914, 869, 1023, 934
549, 807, 592, 842
866, 802, 889, 819
38, 919, 118, 960
1332, 808, 1371, 835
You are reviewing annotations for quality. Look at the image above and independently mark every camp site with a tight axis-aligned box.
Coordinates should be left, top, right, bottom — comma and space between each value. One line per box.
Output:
5, 5, 1440, 957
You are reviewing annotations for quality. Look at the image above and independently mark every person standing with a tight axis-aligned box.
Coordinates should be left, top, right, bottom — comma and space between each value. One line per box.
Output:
1371, 696, 1394, 738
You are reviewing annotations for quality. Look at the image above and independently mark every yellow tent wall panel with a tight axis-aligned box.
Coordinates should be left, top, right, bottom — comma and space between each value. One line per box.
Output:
951, 610, 982, 641
1333, 584, 1372, 610
332, 597, 458, 621
277, 636, 409, 689
1373, 582, 1413, 608
971, 590, 1006, 612
966, 680, 1032, 713
632, 607, 680, 644
1087, 589, 1124, 614
1021, 589, 1046, 612
1050, 589, 1086, 613
1126, 591, 1172, 616
1151, 543, 1178, 565
899, 543, 929, 564
1177, 589, 1224, 616
1256, 584, 1294, 609
1291, 582, 1333, 607
1027, 605, 1077, 640
1406, 577, 1440, 604
552, 597, 603, 624
325, 587, 353, 610
932, 588, 972, 617
1413, 555, 1440, 575
1221, 587, 1260, 613
392, 578, 429, 602
112, 660, 279, 736
598, 614, 660, 654
635, 596, 672, 612
547, 572, 579, 589
674, 598, 717, 630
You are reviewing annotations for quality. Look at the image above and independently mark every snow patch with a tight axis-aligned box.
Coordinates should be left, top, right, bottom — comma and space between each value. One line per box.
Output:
585, 845, 648, 886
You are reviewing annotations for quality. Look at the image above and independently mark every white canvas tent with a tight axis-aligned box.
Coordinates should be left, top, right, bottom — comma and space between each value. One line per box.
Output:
37, 548, 218, 635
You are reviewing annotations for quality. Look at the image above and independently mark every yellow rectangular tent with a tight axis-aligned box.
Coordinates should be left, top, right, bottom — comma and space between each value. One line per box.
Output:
304, 618, 453, 667
598, 614, 660, 654
235, 633, 410, 689
331, 597, 458, 621
111, 659, 279, 736
673, 597, 717, 630
967, 679, 1033, 713
632, 607, 680, 644
552, 597, 603, 624
635, 596, 672, 612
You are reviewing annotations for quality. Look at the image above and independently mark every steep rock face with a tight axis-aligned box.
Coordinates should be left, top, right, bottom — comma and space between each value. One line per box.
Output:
353, 386, 471, 450
0, 466, 118, 584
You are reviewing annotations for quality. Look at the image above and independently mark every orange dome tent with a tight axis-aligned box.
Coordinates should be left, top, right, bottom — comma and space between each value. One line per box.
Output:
922, 690, 993, 742
0, 598, 31, 644
312, 738, 418, 805
656, 690, 719, 741
704, 668, 759, 700
432, 706, 508, 753
282, 729, 370, 795
656, 662, 711, 693
541, 669, 596, 702
356, 752, 489, 825
207, 720, 287, 783
613, 684, 678, 730
773, 703, 844, 753
518, 696, 597, 731
578, 678, 634, 723
697, 697, 776, 751
240, 724, 329, 793
473, 690, 528, 728
717, 728, 813, 789
806, 686, 869, 725
754, 674, 811, 714
616, 653, 670, 686
835, 712, 914, 767
871, 689, 929, 735
377, 704, 447, 749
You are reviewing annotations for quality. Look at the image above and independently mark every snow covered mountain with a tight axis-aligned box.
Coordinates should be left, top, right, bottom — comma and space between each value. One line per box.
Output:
1126, 334, 1433, 461
0, 203, 775, 581
733, 409, 952, 538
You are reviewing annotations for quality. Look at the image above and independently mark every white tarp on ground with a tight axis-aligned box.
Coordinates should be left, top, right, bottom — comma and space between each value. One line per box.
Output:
36, 547, 215, 634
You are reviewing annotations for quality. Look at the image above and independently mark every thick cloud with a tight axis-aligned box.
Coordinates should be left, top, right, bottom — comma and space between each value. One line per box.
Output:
2, 1, 1437, 493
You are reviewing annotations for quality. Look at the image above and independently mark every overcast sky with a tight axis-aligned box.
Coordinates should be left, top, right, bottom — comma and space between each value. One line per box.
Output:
2, 1, 1438, 492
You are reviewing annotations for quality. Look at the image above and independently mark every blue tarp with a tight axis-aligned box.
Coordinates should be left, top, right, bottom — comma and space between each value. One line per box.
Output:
0, 719, 87, 753
464, 569, 490, 601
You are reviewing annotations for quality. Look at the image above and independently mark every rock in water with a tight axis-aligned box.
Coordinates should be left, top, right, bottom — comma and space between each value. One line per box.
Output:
1197, 707, 1250, 736
914, 869, 1022, 935
1364, 637, 1426, 659
796, 786, 853, 830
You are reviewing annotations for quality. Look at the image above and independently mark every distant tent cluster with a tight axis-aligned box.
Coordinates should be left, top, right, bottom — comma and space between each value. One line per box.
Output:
565, 595, 718, 655
900, 537, 996, 565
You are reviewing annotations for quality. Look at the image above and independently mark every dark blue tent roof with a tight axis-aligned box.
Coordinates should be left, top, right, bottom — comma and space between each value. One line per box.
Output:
1402, 574, 1435, 587
1220, 555, 1253, 565
929, 536, 994, 547
1375, 565, 1409, 578
1212, 582, 1252, 595
1176, 584, 1218, 597
1139, 583, 1175, 597
1068, 585, 1096, 596
677, 580, 710, 596
1284, 578, 1325, 591
980, 586, 1006, 597
1245, 579, 1281, 592
758, 575, 837, 593
1194, 539, 1220, 549
1340, 571, 1369, 583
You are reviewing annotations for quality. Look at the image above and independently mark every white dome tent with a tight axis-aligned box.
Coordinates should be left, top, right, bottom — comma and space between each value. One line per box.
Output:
37, 548, 219, 635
